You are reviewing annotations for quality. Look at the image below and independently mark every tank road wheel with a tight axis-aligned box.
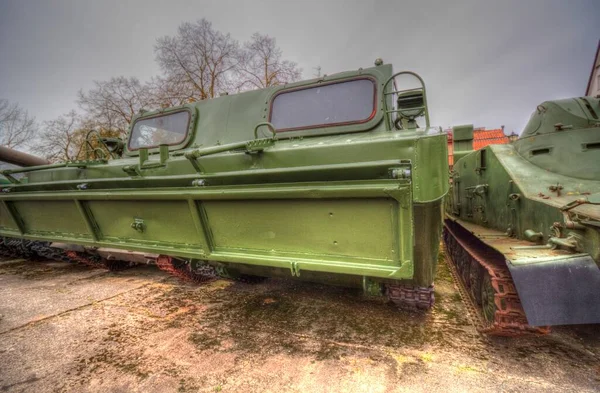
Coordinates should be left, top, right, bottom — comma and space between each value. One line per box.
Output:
216, 266, 267, 284
460, 251, 471, 289
481, 270, 497, 323
155, 255, 216, 283
103, 259, 133, 271
469, 259, 483, 305
455, 247, 470, 288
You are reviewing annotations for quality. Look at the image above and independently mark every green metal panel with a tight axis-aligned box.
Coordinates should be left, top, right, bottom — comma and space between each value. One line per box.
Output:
205, 199, 397, 261
12, 200, 90, 238
86, 200, 206, 248
0, 179, 417, 279
413, 134, 449, 203
0, 201, 18, 231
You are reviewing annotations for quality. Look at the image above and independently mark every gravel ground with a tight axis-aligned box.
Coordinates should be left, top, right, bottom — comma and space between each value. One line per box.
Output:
0, 256, 599, 393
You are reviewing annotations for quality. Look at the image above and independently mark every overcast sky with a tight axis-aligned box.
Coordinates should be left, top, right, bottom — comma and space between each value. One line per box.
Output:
1, 0, 599, 135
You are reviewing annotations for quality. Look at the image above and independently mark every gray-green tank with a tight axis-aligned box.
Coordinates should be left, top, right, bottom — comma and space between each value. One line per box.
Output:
0, 61, 449, 309
444, 97, 600, 335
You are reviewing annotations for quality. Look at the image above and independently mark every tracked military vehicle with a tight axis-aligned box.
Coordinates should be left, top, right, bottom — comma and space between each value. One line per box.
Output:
0, 61, 449, 308
445, 97, 600, 335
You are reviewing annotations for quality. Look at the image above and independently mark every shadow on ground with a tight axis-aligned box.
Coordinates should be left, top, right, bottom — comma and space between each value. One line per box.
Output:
0, 257, 598, 393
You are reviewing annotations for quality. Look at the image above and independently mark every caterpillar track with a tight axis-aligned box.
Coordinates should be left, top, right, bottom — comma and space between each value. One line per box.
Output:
155, 255, 217, 283
0, 236, 134, 271
4, 235, 434, 311
0, 237, 38, 260
443, 220, 550, 336
386, 284, 435, 310
213, 265, 268, 284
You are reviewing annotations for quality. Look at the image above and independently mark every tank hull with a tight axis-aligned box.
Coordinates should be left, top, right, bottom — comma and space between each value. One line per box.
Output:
0, 169, 445, 285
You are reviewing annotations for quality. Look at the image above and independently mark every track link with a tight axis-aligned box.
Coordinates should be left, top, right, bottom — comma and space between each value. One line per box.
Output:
443, 220, 550, 336
0, 237, 38, 259
156, 255, 216, 283
1, 236, 135, 271
386, 284, 434, 310
64, 250, 133, 271
214, 266, 268, 284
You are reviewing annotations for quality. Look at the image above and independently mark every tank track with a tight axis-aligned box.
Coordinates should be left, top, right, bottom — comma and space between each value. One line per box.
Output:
214, 265, 268, 284
232, 274, 268, 284
32, 242, 82, 264
1, 236, 134, 271
155, 255, 216, 283
0, 237, 39, 260
64, 250, 133, 271
386, 284, 435, 310
443, 221, 550, 336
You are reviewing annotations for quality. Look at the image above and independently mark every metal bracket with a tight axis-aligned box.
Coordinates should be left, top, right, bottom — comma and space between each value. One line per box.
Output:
122, 165, 141, 177
290, 261, 300, 277
245, 138, 276, 154
388, 167, 412, 180
130, 218, 146, 233
362, 276, 383, 297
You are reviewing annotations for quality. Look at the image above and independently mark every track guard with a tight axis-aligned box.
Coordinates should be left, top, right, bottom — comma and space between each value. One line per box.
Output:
507, 256, 600, 326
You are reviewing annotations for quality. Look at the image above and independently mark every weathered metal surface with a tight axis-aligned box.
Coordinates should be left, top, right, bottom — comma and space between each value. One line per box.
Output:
0, 62, 449, 301
507, 255, 600, 326
445, 96, 600, 330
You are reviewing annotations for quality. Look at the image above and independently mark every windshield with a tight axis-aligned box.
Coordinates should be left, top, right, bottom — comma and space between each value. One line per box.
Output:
128, 110, 190, 150
270, 78, 376, 131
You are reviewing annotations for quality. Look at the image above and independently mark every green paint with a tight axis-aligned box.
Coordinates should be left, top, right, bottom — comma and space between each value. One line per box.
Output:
0, 62, 449, 287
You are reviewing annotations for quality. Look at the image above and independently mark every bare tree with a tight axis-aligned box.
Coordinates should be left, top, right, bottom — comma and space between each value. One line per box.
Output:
236, 33, 302, 90
77, 77, 154, 137
32, 111, 81, 163
147, 76, 196, 108
154, 19, 240, 101
0, 99, 37, 149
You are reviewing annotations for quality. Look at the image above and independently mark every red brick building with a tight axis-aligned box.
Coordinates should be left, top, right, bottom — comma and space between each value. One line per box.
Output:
447, 128, 510, 169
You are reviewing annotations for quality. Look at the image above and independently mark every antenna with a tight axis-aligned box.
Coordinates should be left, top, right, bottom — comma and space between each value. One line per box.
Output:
313, 66, 322, 78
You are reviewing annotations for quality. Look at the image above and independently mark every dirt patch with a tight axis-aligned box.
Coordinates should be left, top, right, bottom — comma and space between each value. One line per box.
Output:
0, 260, 95, 280
0, 257, 599, 393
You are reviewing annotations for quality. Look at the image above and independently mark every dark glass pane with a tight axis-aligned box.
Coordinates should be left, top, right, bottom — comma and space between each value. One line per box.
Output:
129, 111, 190, 149
271, 79, 375, 130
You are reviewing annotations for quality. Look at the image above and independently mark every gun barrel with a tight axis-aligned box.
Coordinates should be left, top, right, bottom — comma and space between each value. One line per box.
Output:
0, 146, 50, 167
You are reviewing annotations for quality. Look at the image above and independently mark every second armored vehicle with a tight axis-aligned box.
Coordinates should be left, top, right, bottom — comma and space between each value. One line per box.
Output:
445, 97, 600, 335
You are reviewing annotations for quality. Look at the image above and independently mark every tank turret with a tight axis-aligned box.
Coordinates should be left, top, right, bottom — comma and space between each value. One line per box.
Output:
516, 97, 600, 179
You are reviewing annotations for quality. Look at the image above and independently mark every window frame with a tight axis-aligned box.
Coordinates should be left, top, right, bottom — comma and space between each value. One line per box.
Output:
268, 76, 378, 133
127, 108, 193, 152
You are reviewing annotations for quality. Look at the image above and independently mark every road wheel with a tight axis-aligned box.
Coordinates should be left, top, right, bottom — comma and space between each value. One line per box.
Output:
458, 250, 471, 289
481, 270, 496, 323
217, 266, 267, 284
469, 260, 483, 305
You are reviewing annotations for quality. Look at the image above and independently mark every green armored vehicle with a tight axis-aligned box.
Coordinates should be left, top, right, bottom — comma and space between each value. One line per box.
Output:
445, 97, 600, 335
0, 61, 449, 308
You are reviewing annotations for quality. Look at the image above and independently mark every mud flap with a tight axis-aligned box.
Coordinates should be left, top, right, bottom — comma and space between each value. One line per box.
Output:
507, 256, 600, 326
